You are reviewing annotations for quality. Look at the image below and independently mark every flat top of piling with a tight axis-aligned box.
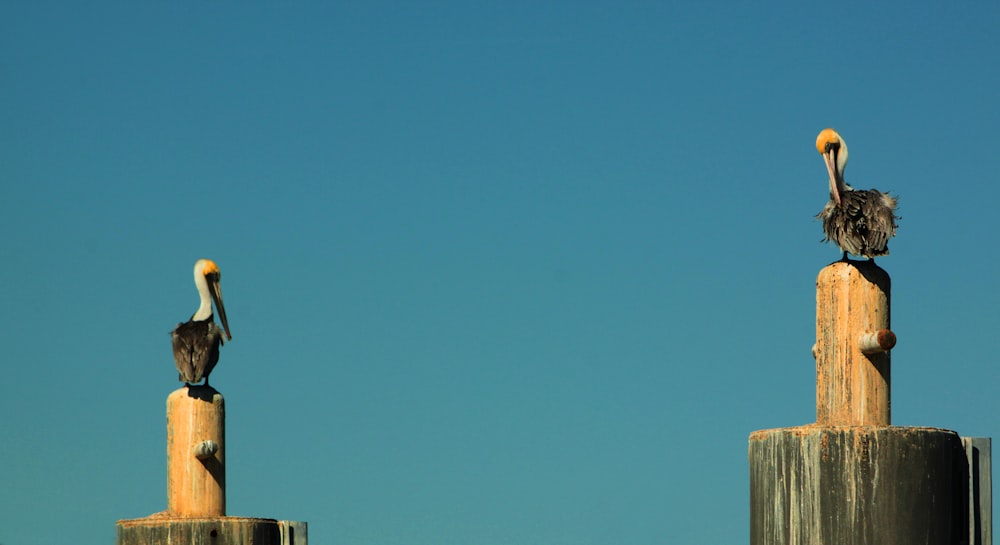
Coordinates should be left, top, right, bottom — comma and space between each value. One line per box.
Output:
817, 259, 890, 285
749, 425, 959, 441
117, 515, 278, 526
168, 384, 223, 402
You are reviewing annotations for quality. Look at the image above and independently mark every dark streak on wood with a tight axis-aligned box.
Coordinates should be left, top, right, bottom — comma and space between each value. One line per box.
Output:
116, 517, 280, 545
749, 426, 967, 545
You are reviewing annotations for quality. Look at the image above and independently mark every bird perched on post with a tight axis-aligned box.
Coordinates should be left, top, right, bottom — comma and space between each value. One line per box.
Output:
172, 259, 232, 385
816, 128, 898, 260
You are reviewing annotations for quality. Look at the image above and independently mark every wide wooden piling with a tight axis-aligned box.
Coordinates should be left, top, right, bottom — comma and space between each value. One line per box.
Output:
117, 516, 281, 545
749, 426, 966, 545
167, 385, 225, 516
815, 261, 892, 426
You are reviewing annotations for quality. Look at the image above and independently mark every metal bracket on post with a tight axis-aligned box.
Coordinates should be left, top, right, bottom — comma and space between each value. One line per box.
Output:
858, 329, 896, 355
194, 440, 219, 461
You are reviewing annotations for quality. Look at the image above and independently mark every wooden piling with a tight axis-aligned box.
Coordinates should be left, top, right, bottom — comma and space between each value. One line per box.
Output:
815, 261, 892, 426
116, 385, 308, 544
749, 426, 966, 545
166, 385, 226, 516
747, 261, 990, 544
117, 516, 281, 545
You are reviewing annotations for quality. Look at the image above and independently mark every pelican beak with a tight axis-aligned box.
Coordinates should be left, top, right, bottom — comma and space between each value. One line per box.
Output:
822, 149, 842, 206
209, 276, 232, 341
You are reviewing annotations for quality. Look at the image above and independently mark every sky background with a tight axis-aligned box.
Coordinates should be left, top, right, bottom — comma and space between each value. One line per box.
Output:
2, 2, 999, 544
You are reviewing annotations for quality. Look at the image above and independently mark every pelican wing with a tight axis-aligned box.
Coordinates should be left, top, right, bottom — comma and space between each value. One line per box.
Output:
171, 319, 223, 383
865, 190, 898, 253
818, 189, 898, 258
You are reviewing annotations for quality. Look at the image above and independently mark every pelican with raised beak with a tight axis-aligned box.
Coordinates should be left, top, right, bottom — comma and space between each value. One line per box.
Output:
172, 259, 232, 385
816, 128, 898, 260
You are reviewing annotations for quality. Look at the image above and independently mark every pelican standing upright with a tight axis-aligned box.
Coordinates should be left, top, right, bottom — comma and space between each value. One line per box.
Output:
117, 259, 307, 545
172, 258, 232, 385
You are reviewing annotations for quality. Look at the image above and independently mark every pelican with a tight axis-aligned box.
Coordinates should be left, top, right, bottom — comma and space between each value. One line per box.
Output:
171, 259, 232, 385
816, 128, 898, 260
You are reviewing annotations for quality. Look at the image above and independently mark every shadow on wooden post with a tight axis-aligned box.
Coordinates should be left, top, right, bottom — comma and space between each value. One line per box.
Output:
167, 385, 226, 516
814, 260, 892, 426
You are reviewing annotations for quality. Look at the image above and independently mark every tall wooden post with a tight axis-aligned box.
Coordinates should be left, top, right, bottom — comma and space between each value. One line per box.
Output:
116, 386, 307, 545
815, 261, 892, 425
749, 261, 974, 545
167, 385, 226, 516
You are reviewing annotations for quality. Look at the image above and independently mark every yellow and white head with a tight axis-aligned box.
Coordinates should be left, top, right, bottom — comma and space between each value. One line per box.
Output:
816, 128, 849, 205
192, 258, 232, 340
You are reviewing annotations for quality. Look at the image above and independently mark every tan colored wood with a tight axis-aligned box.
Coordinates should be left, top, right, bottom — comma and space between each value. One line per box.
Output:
815, 261, 891, 425
167, 385, 225, 516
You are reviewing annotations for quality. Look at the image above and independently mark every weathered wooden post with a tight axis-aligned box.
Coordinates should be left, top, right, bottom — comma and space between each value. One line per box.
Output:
116, 386, 307, 545
814, 261, 892, 425
748, 260, 986, 545
167, 386, 226, 516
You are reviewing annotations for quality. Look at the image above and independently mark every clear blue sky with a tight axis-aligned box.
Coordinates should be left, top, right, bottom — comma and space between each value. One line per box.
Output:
2, 2, 999, 544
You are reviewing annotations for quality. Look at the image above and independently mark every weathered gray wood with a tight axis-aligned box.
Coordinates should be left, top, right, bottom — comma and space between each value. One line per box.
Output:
749, 426, 966, 545
116, 516, 280, 545
962, 437, 992, 545
278, 520, 308, 545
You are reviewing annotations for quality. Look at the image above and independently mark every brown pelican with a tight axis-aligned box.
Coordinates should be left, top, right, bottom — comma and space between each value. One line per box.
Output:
816, 128, 898, 260
172, 259, 231, 385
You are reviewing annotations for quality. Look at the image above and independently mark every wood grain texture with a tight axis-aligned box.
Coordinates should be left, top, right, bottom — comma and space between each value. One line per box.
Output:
749, 426, 966, 545
116, 517, 278, 545
815, 261, 891, 425
167, 385, 225, 516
